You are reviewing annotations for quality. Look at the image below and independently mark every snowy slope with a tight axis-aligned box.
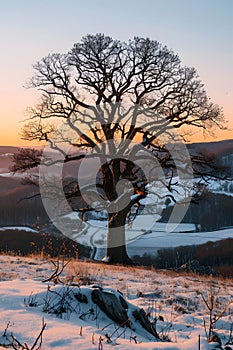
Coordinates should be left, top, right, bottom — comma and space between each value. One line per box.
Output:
0, 255, 232, 350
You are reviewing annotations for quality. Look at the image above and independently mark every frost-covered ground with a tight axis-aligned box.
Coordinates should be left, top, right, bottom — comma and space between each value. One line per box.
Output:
0, 255, 232, 350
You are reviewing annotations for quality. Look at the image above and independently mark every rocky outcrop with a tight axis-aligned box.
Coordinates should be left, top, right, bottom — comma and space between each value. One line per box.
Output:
91, 287, 130, 326
90, 286, 160, 339
132, 308, 159, 339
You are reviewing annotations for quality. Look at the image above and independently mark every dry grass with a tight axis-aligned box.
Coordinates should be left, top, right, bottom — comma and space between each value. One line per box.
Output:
1, 252, 233, 292
0, 271, 18, 281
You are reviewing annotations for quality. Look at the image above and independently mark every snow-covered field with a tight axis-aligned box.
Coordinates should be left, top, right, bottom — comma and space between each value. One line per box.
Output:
68, 215, 233, 259
0, 255, 232, 350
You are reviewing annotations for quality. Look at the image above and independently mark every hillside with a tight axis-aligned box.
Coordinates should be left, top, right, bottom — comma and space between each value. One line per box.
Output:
1, 139, 232, 175
0, 227, 90, 258
0, 255, 232, 350
187, 139, 233, 157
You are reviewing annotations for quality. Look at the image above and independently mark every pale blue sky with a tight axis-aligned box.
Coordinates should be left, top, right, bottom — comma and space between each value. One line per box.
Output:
0, 0, 232, 145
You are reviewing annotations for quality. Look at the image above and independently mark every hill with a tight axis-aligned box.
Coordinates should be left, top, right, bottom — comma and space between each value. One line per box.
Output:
0, 255, 232, 349
187, 139, 233, 157
0, 227, 90, 258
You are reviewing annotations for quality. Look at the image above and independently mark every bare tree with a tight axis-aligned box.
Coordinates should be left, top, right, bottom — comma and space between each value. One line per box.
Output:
12, 34, 227, 265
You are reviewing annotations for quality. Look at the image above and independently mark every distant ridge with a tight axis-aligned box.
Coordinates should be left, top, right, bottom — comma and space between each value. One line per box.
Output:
0, 139, 232, 159
0, 146, 20, 155
0, 145, 42, 151
187, 139, 233, 156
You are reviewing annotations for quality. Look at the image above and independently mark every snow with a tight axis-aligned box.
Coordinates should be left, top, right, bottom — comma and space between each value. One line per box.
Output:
0, 255, 232, 349
0, 153, 13, 157
128, 226, 233, 249
70, 215, 233, 257
205, 178, 233, 195
58, 176, 233, 253
0, 226, 38, 233
0, 172, 31, 177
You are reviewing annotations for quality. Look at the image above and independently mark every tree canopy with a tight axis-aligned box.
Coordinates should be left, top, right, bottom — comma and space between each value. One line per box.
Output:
12, 34, 227, 264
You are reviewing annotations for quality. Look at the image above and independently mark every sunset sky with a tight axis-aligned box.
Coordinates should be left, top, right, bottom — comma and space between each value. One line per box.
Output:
0, 0, 232, 146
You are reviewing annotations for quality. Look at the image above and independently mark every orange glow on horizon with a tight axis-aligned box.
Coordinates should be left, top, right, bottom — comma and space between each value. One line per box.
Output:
1, 117, 232, 147
0, 86, 232, 147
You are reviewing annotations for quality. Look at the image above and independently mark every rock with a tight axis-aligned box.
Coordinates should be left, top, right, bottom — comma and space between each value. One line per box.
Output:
132, 309, 160, 339
91, 286, 160, 339
74, 291, 88, 304
91, 288, 130, 326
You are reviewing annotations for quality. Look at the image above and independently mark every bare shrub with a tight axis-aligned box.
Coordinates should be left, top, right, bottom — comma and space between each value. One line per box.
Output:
0, 318, 46, 350
199, 279, 232, 343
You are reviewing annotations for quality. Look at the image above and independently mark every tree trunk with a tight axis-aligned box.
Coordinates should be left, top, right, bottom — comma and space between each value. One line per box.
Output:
105, 211, 134, 265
